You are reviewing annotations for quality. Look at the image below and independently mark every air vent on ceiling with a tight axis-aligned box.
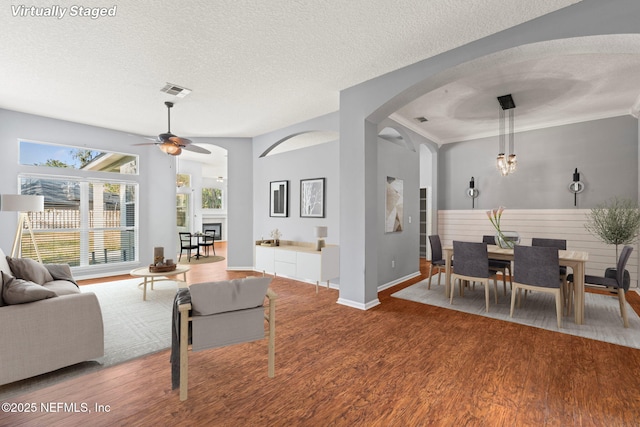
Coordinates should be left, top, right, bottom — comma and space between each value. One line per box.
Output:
160, 83, 192, 98
415, 116, 428, 123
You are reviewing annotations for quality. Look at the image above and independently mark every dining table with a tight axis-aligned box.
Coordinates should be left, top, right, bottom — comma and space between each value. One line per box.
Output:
443, 244, 589, 325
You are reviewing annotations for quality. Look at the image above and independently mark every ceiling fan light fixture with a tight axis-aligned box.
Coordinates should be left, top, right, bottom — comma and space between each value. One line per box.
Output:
159, 141, 182, 156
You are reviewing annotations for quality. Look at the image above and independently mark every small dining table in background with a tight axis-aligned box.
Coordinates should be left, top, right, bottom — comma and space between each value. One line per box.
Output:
443, 244, 589, 325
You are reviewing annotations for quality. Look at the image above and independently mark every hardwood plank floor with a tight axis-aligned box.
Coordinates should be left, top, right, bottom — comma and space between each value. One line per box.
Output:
3, 246, 640, 426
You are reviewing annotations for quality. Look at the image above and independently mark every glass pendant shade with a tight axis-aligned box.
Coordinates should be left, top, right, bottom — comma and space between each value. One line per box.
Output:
495, 95, 517, 176
159, 141, 182, 156
507, 153, 517, 174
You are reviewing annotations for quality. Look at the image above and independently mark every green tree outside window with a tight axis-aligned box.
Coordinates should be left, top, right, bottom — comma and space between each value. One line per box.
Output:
202, 188, 222, 209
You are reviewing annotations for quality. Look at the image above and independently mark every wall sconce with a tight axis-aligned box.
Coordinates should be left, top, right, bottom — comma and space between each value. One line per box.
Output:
568, 168, 584, 207
466, 177, 479, 208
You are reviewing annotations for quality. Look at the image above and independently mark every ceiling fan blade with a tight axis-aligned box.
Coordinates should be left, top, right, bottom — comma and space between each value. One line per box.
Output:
182, 144, 211, 154
132, 142, 158, 146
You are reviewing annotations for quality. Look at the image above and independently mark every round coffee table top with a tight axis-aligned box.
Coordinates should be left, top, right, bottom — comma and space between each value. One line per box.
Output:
130, 265, 190, 277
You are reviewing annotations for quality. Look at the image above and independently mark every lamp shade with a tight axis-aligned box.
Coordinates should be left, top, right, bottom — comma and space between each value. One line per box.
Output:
1, 195, 44, 212
314, 226, 328, 238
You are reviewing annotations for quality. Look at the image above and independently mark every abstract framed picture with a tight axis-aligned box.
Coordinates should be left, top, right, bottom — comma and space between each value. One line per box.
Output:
269, 180, 289, 217
300, 178, 325, 218
385, 176, 404, 232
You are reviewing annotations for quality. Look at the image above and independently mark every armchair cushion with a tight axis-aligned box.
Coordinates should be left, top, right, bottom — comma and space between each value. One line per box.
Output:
2, 271, 57, 305
189, 276, 271, 316
6, 256, 54, 285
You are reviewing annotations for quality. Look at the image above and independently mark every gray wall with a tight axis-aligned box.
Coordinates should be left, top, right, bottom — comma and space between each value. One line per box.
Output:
377, 138, 419, 286
252, 137, 340, 247
438, 115, 638, 210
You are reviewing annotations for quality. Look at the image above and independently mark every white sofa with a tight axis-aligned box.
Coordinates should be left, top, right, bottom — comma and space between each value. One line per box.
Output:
0, 248, 104, 385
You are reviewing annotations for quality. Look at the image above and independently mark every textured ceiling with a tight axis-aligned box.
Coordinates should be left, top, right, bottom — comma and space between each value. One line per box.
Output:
393, 42, 640, 144
0, 0, 582, 142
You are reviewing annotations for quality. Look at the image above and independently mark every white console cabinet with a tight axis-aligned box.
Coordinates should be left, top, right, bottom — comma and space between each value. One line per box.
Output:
254, 242, 339, 292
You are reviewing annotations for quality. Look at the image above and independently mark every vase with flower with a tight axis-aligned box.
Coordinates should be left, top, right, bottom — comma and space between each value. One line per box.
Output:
270, 228, 282, 246
486, 206, 520, 249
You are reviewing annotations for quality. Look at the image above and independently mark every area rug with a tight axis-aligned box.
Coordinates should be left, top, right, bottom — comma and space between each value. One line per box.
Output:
178, 255, 225, 265
392, 279, 640, 350
0, 277, 177, 399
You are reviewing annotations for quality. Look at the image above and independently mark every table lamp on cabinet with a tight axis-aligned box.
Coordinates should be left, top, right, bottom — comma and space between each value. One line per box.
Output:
315, 226, 328, 251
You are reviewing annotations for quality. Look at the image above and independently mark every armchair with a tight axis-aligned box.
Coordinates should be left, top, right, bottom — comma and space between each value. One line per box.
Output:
173, 277, 276, 400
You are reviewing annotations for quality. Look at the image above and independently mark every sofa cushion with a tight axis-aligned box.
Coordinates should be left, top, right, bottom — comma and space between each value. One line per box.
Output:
44, 280, 81, 296
6, 257, 54, 285
189, 277, 272, 316
2, 271, 57, 305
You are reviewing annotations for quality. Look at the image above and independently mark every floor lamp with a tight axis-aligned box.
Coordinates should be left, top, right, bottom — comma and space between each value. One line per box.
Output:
1, 195, 45, 263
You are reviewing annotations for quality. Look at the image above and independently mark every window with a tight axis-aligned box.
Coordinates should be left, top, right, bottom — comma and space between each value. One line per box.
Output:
20, 140, 138, 175
176, 194, 189, 229
176, 174, 190, 188
202, 188, 223, 209
19, 176, 137, 266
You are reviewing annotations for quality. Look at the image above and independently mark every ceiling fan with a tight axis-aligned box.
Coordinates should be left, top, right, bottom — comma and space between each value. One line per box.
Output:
137, 101, 211, 156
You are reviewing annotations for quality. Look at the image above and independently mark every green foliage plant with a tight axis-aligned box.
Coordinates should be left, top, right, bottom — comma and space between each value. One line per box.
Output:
585, 197, 640, 259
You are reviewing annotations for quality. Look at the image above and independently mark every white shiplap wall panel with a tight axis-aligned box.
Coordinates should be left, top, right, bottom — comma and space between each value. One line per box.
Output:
437, 209, 639, 288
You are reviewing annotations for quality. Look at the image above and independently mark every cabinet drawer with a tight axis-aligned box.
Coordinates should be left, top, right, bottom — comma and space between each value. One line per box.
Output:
274, 249, 297, 263
274, 260, 296, 277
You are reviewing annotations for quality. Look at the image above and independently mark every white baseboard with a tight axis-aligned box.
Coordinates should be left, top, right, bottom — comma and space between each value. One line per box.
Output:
226, 266, 256, 271
337, 297, 381, 310
378, 271, 421, 292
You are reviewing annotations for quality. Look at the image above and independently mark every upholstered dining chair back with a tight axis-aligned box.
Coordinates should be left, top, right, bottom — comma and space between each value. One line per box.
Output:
452, 241, 490, 279
531, 238, 567, 250
615, 245, 634, 291
513, 245, 560, 288
428, 235, 444, 263
482, 235, 494, 245
511, 245, 563, 328
482, 235, 512, 295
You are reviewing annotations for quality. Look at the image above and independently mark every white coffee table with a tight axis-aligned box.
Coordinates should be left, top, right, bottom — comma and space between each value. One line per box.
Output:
130, 266, 190, 301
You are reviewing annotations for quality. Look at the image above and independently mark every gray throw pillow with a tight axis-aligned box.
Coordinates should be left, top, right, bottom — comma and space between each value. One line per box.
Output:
2, 271, 57, 305
6, 257, 54, 285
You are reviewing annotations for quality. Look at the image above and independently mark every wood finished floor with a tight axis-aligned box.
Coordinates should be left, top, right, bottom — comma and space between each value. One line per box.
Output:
3, 245, 640, 426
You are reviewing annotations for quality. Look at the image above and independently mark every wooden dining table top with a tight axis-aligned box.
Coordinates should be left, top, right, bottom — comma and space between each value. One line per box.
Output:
443, 245, 589, 262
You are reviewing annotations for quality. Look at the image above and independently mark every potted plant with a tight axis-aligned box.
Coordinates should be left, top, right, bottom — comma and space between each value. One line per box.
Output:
584, 197, 640, 289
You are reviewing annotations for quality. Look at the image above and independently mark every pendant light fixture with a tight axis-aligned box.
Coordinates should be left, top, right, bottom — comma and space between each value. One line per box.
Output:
496, 94, 517, 176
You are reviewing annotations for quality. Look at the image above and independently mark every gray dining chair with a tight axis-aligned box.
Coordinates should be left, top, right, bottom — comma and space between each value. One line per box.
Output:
568, 245, 633, 328
511, 245, 564, 328
450, 241, 498, 312
532, 238, 569, 312
482, 235, 512, 295
428, 235, 450, 290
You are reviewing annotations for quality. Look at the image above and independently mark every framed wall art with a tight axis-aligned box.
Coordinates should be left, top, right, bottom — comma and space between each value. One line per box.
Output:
300, 177, 325, 218
385, 176, 404, 232
270, 180, 289, 217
